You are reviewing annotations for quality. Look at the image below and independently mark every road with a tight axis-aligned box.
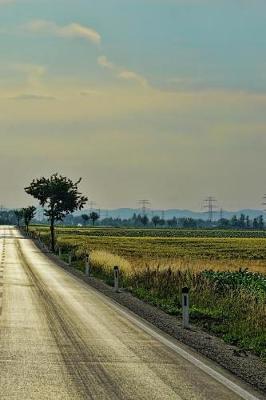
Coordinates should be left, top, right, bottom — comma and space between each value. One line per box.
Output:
0, 226, 263, 400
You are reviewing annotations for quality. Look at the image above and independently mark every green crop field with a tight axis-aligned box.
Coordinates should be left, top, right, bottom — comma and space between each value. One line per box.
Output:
33, 226, 266, 264
30, 225, 266, 358
32, 225, 266, 238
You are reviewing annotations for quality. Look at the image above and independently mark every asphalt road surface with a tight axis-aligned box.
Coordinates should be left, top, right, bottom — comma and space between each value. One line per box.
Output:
0, 226, 263, 400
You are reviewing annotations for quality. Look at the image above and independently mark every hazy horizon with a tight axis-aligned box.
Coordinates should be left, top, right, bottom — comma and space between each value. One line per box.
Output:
0, 0, 265, 210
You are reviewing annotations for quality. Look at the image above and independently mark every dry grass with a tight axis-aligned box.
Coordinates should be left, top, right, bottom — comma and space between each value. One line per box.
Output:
90, 250, 132, 275
132, 257, 266, 275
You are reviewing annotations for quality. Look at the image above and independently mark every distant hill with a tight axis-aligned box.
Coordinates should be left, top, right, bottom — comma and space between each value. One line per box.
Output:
78, 208, 265, 221
21, 206, 264, 222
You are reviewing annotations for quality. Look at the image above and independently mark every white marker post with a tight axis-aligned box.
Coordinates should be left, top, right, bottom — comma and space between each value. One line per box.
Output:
182, 287, 190, 329
58, 247, 62, 258
85, 254, 90, 276
114, 266, 119, 293
68, 252, 72, 266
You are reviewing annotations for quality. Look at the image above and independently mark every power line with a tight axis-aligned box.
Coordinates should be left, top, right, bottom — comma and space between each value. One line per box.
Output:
262, 195, 266, 212
138, 200, 151, 217
88, 201, 96, 211
203, 196, 217, 222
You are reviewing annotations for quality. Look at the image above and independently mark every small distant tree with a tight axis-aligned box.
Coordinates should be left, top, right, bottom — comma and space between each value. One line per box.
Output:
152, 215, 160, 227
253, 218, 259, 229
239, 214, 246, 229
89, 211, 100, 226
23, 206, 36, 232
25, 174, 88, 251
218, 218, 230, 228
14, 209, 24, 227
81, 214, 90, 226
231, 215, 238, 228
258, 215, 264, 230
167, 217, 178, 228
181, 218, 196, 228
158, 218, 165, 227
135, 214, 143, 226
140, 215, 149, 226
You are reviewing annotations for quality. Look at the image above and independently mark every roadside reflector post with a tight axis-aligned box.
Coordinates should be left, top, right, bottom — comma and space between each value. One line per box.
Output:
85, 253, 90, 276
68, 252, 72, 266
58, 247, 62, 257
114, 266, 119, 293
182, 287, 190, 329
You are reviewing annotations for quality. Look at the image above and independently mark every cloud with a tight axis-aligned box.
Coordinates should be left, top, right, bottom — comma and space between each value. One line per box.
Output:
80, 89, 102, 96
98, 55, 115, 69
118, 70, 148, 87
12, 63, 46, 87
98, 55, 148, 88
24, 20, 101, 45
9, 93, 56, 101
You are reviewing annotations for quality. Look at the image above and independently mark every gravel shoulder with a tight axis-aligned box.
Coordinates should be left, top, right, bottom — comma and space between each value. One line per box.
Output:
39, 245, 266, 395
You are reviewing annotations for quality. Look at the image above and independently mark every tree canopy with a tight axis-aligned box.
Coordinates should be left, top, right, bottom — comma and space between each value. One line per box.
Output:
25, 174, 88, 250
23, 206, 36, 232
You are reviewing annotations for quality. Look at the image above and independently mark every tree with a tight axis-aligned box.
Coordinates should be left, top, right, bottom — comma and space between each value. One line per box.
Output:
258, 215, 264, 230
140, 215, 149, 226
253, 218, 259, 229
239, 214, 246, 229
23, 206, 36, 232
89, 211, 100, 226
167, 217, 178, 228
231, 215, 238, 228
218, 218, 230, 228
25, 174, 87, 251
81, 214, 90, 226
152, 215, 160, 227
14, 209, 24, 227
181, 218, 197, 228
158, 218, 165, 227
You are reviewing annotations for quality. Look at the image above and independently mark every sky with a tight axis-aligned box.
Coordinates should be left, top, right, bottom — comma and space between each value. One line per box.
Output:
0, 0, 266, 211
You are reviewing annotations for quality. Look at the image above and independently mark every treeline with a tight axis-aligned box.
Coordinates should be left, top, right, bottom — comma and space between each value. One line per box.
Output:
2, 208, 265, 230
60, 212, 265, 229
0, 207, 36, 231
218, 214, 264, 230
0, 210, 17, 225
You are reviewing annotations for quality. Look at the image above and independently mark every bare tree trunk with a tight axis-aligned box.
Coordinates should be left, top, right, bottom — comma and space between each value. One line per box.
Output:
50, 217, 55, 252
